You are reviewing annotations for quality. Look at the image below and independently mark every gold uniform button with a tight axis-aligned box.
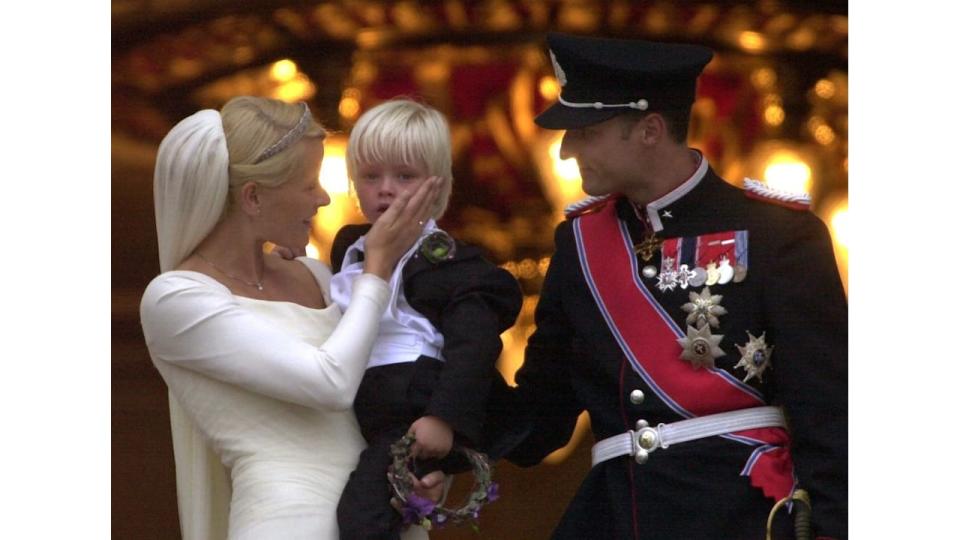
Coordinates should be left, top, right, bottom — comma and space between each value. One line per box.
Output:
629, 389, 645, 404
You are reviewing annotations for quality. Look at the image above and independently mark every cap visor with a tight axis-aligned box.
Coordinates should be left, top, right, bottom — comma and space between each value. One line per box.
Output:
534, 103, 624, 130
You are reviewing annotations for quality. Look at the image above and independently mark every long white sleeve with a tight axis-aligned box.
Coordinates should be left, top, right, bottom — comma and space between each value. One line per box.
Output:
140, 270, 389, 411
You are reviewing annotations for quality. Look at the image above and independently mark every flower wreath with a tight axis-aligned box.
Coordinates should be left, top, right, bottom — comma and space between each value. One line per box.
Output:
387, 434, 499, 531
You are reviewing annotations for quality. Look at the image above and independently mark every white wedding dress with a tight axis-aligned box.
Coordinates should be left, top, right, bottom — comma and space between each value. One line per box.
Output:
140, 257, 428, 540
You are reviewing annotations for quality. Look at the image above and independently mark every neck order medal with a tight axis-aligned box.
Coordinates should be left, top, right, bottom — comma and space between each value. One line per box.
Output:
633, 233, 663, 262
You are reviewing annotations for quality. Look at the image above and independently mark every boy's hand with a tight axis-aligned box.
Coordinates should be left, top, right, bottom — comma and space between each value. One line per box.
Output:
411, 470, 446, 503
389, 470, 448, 520
408, 415, 453, 460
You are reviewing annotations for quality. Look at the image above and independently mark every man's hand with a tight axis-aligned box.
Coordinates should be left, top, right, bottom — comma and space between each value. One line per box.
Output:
408, 415, 453, 460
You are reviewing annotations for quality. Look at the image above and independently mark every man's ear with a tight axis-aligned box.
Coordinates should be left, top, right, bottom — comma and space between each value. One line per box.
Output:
239, 181, 261, 217
637, 113, 666, 145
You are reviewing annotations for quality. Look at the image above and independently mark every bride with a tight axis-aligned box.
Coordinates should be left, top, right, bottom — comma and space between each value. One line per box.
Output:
140, 96, 439, 539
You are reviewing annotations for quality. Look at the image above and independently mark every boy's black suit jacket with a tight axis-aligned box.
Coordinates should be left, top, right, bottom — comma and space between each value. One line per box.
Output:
331, 224, 528, 458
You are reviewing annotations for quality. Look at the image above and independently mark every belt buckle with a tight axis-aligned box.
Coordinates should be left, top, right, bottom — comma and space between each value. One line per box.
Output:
630, 420, 660, 464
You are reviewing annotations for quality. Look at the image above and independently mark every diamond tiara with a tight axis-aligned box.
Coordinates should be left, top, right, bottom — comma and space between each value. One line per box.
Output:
253, 102, 312, 164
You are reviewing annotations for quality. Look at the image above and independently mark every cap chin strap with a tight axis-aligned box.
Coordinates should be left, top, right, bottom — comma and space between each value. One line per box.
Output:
557, 94, 649, 111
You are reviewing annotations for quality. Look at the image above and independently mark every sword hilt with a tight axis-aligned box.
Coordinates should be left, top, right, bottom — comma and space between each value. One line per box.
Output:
765, 488, 812, 540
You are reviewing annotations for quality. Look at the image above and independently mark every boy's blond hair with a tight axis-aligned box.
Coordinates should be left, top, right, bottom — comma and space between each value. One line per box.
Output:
347, 98, 453, 219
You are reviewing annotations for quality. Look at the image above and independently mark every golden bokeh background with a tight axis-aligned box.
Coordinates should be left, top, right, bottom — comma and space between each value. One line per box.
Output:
112, 1, 847, 537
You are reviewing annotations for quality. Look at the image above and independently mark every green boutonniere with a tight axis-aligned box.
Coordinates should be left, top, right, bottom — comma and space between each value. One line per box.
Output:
419, 231, 457, 264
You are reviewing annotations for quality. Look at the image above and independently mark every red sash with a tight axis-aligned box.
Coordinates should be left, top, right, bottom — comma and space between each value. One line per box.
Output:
573, 200, 794, 501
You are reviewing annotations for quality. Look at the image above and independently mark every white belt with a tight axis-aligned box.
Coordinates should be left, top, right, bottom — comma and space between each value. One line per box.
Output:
591, 406, 785, 466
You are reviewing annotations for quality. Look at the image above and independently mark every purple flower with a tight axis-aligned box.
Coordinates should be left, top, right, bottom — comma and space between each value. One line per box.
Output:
402, 493, 436, 525
400, 506, 421, 526
486, 482, 500, 502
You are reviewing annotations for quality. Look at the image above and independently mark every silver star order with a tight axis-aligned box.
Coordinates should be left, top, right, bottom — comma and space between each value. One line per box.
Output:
734, 332, 774, 382
662, 210, 673, 219
681, 286, 728, 328
677, 324, 725, 369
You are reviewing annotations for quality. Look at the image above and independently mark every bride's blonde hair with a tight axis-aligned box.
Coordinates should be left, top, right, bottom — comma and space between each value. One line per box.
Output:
153, 96, 325, 271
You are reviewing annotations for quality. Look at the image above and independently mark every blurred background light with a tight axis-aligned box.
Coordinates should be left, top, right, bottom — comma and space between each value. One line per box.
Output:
762, 150, 812, 195
311, 135, 363, 262
270, 59, 298, 82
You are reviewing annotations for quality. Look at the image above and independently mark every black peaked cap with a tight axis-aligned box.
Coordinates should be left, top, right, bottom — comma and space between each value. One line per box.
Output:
536, 33, 714, 130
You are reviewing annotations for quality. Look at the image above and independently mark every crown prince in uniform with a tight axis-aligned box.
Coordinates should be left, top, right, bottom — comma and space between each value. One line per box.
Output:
504, 33, 847, 539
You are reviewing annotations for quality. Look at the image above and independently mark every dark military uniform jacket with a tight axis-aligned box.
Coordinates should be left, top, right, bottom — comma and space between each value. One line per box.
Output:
506, 164, 847, 539
332, 224, 523, 452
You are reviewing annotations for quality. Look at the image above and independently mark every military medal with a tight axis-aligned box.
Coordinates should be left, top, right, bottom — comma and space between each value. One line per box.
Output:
689, 267, 707, 287
734, 331, 773, 382
658, 238, 681, 291
733, 230, 749, 283
705, 262, 720, 286
657, 256, 677, 292
681, 286, 727, 328
690, 231, 748, 287
677, 324, 725, 369
633, 233, 662, 262
717, 258, 734, 285
676, 264, 695, 289
656, 237, 702, 291
733, 264, 748, 283
642, 265, 658, 279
